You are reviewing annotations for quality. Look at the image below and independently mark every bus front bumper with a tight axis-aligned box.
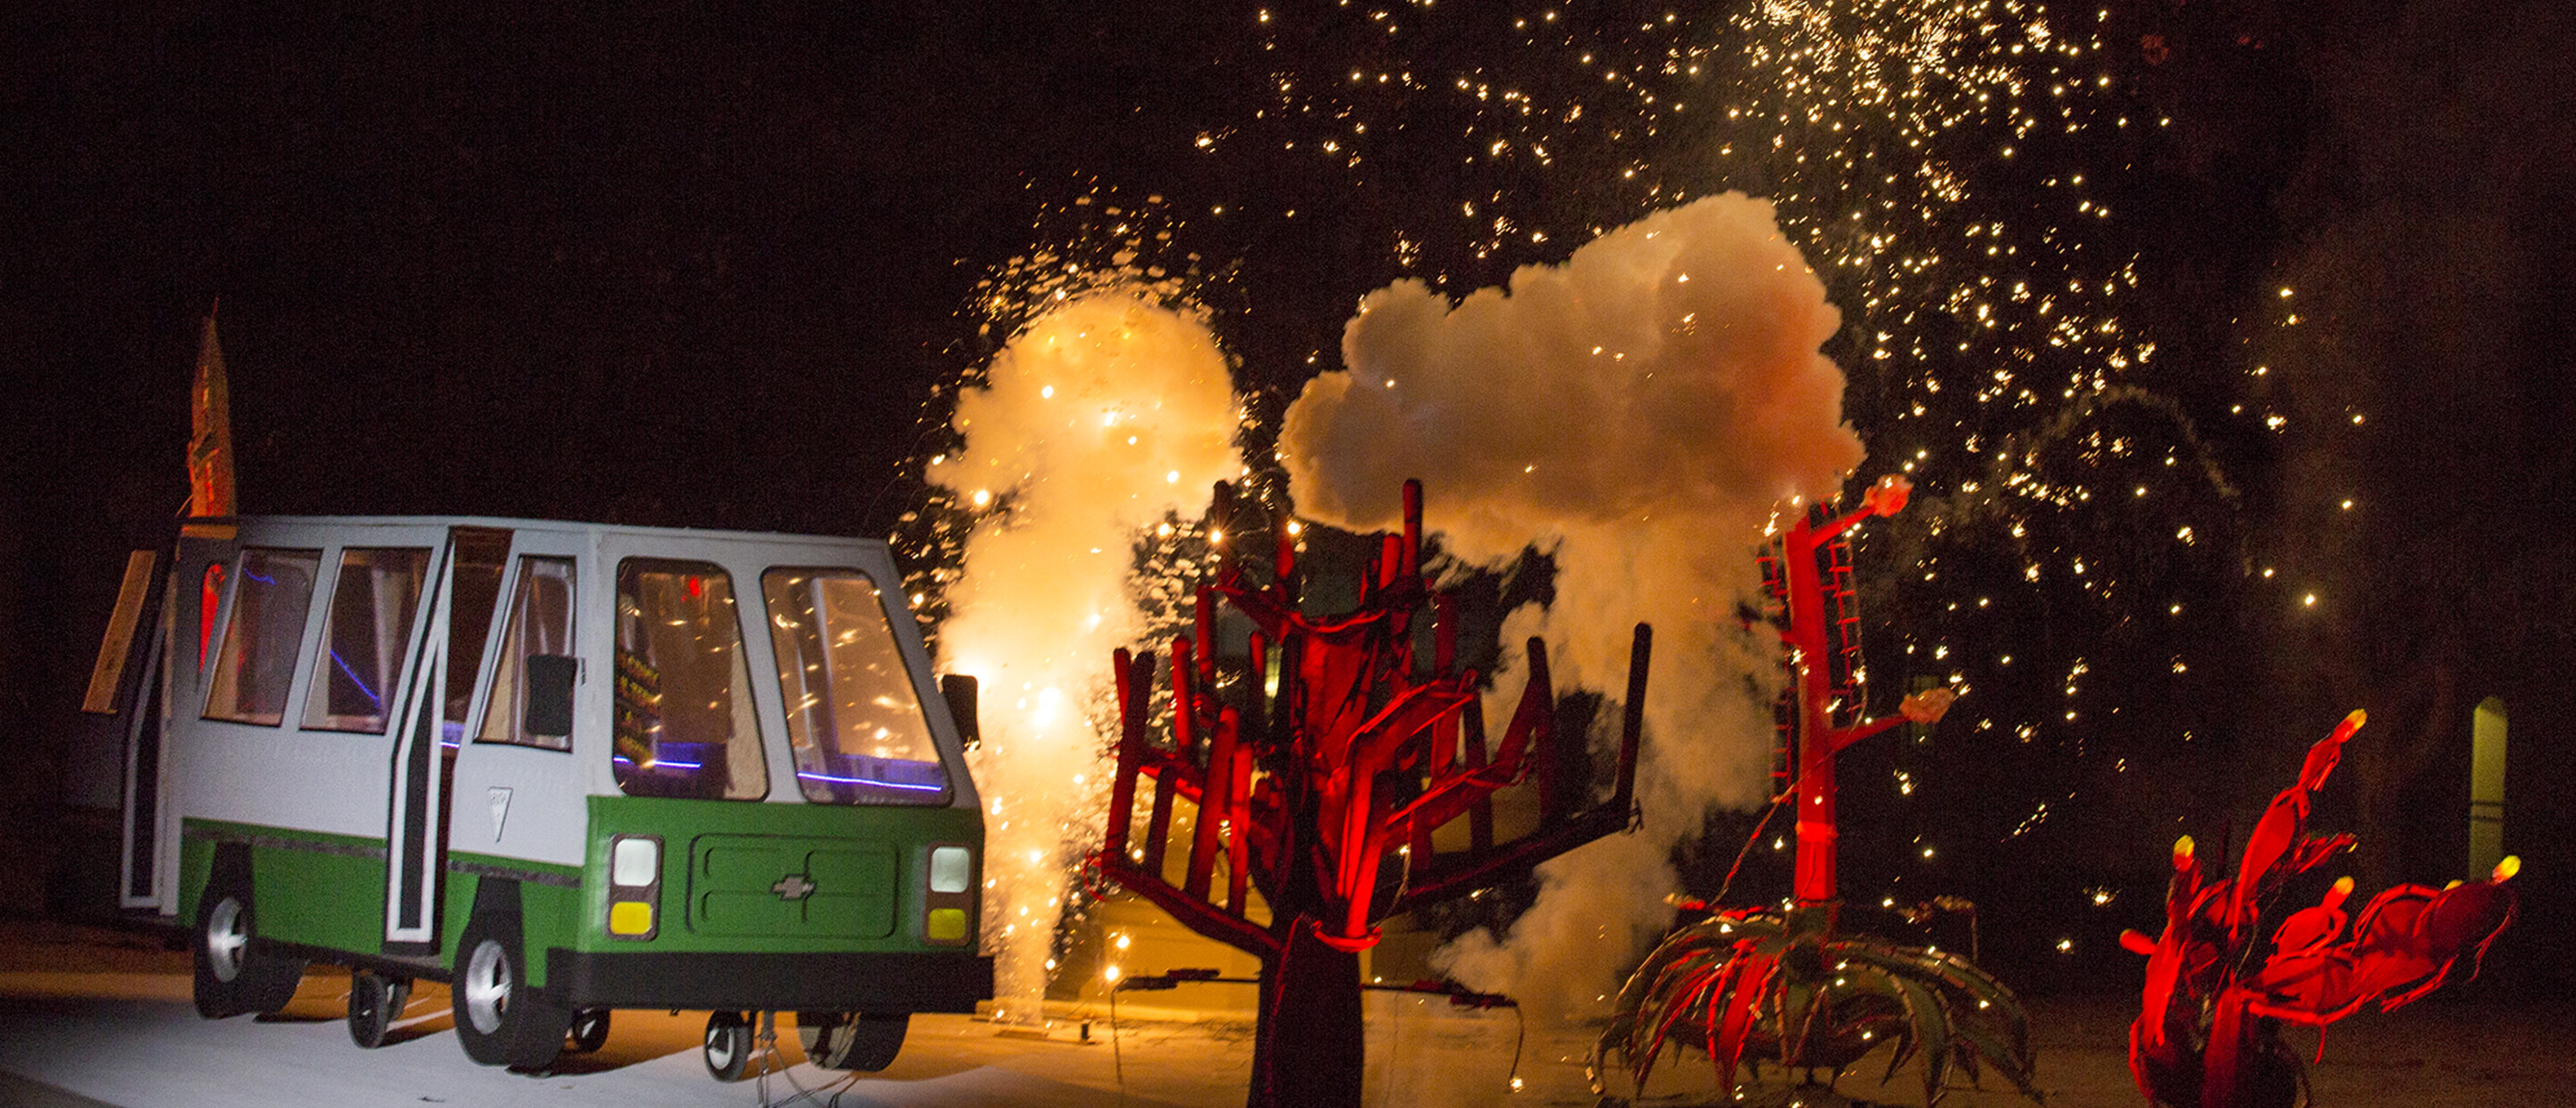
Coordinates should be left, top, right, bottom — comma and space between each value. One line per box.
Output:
543, 948, 994, 1013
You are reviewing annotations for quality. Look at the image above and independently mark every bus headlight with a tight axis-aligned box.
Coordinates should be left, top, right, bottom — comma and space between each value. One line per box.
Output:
929, 845, 971, 894
607, 834, 661, 940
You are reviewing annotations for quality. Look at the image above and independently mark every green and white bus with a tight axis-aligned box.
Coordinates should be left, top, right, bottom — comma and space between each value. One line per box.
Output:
97, 516, 989, 1077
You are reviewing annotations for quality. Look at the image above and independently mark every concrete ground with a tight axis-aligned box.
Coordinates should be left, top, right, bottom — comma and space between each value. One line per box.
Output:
3, 919, 2568, 1108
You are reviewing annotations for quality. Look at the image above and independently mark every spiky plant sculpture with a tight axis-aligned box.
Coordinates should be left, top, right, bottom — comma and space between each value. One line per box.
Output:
1598, 902, 2039, 1105
1595, 476, 2040, 1105
2121, 710, 2520, 1108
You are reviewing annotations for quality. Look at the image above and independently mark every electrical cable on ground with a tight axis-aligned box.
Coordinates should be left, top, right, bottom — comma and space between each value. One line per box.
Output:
748, 1011, 868, 1108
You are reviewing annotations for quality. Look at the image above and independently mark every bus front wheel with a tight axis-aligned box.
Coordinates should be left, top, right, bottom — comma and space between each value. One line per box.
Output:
797, 1011, 908, 1071
453, 913, 571, 1071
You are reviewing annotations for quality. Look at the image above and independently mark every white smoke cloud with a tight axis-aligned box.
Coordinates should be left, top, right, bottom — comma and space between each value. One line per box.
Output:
1279, 193, 1865, 1020
930, 288, 1242, 1020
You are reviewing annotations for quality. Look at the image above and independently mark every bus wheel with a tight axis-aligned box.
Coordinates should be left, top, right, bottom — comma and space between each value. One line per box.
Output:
453, 914, 570, 1070
348, 970, 411, 1048
703, 1011, 755, 1081
192, 870, 305, 1019
796, 1011, 907, 1071
567, 1007, 611, 1053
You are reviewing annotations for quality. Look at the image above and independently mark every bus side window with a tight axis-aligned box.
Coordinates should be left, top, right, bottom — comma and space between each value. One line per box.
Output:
476, 557, 577, 751
203, 549, 322, 726
442, 527, 513, 750
301, 548, 431, 734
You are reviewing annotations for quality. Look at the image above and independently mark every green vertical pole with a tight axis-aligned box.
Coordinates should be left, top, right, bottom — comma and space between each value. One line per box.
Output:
2470, 697, 2507, 877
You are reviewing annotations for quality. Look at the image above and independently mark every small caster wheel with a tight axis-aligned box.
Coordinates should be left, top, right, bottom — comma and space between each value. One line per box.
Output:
703, 1010, 754, 1081
567, 1007, 610, 1053
347, 970, 411, 1048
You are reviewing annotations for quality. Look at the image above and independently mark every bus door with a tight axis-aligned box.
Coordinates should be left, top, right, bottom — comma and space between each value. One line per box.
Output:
383, 526, 514, 953
444, 530, 588, 902
382, 539, 459, 953
93, 549, 166, 911
109, 525, 237, 913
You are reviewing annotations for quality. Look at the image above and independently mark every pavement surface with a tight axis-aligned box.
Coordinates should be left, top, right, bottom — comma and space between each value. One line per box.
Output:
3, 919, 2569, 1107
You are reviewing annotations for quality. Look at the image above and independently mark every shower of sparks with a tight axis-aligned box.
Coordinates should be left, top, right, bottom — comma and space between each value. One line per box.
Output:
1212, 0, 2249, 877
895, 188, 1259, 636
901, 0, 2284, 988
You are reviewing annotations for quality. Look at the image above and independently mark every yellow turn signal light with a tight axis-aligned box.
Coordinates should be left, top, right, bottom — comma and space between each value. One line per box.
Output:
926, 907, 968, 944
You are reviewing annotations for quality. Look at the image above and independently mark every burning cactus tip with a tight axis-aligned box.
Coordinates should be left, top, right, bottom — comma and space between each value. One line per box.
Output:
2173, 835, 2195, 864
1865, 474, 1913, 516
2495, 855, 2522, 884
2118, 929, 2158, 955
2344, 708, 2368, 730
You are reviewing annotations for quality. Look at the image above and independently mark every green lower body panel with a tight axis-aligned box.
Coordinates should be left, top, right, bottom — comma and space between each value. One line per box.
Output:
175, 793, 990, 1011
577, 794, 983, 958
183, 819, 389, 955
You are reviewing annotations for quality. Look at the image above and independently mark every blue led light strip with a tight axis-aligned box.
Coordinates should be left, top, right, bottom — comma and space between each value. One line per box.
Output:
328, 647, 384, 711
796, 770, 945, 792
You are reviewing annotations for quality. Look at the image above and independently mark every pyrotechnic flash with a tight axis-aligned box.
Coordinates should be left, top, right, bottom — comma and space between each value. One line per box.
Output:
930, 287, 1241, 1022
1283, 193, 1865, 1020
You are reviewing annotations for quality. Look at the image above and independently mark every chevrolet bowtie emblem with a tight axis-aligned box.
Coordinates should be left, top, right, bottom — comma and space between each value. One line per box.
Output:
771, 874, 817, 901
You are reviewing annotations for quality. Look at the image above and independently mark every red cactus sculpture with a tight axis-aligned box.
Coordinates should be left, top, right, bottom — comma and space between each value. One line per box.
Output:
1766, 475, 1955, 907
1096, 479, 1649, 1108
2122, 709, 2521, 1108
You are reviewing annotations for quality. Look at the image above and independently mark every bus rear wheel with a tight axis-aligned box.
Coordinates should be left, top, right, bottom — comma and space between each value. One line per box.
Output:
453, 913, 571, 1071
797, 1011, 908, 1071
191, 869, 304, 1019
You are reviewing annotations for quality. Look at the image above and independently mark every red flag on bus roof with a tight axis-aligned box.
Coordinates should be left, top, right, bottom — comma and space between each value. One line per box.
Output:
187, 309, 235, 517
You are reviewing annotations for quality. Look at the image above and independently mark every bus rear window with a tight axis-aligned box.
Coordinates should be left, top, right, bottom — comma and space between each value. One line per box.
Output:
613, 559, 767, 801
204, 549, 321, 726
762, 569, 949, 805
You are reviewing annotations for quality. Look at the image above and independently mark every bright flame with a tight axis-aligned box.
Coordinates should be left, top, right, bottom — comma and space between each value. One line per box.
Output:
933, 286, 1240, 1022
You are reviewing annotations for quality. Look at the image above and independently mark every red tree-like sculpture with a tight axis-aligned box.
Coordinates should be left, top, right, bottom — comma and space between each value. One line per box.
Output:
1096, 479, 1650, 1108
2122, 709, 2521, 1108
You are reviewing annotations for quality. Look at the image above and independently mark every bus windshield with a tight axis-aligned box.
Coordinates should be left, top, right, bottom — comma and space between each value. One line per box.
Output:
761, 569, 950, 805
612, 559, 768, 801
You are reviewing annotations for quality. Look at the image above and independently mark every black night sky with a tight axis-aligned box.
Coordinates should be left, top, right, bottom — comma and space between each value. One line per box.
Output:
5, 0, 2573, 995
